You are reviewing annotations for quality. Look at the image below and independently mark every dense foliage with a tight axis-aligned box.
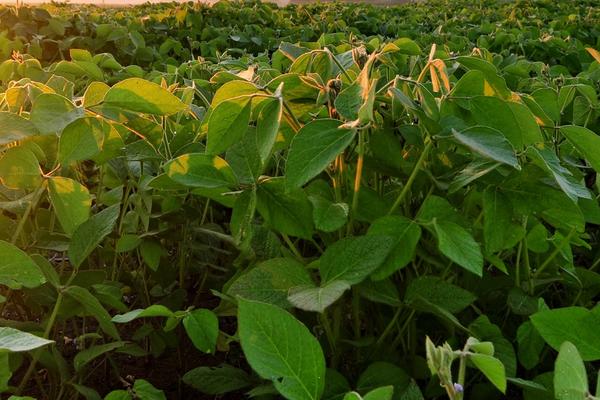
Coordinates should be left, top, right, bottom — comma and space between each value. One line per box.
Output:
1, 0, 600, 399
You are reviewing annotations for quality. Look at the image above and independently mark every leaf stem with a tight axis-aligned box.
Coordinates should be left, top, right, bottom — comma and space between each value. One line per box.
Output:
533, 228, 576, 279
388, 140, 433, 215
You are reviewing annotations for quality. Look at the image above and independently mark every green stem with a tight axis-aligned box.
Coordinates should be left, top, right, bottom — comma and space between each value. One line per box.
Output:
282, 234, 303, 262
373, 307, 402, 350
388, 140, 433, 215
533, 228, 576, 279
16, 289, 64, 395
348, 129, 365, 234
12, 181, 46, 245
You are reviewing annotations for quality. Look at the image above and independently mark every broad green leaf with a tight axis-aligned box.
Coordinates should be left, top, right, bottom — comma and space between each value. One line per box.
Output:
183, 309, 219, 354
256, 97, 283, 162
469, 316, 517, 377
206, 96, 252, 154
363, 386, 394, 400
112, 305, 175, 323
528, 146, 590, 202
48, 176, 92, 236
58, 117, 106, 164
238, 298, 326, 400
65, 286, 120, 340
30, 93, 83, 134
139, 240, 165, 271
554, 341, 588, 400
230, 189, 257, 243
0, 327, 53, 352
182, 364, 252, 395
560, 125, 600, 173
0, 147, 42, 190
335, 81, 362, 121
74, 341, 126, 371
211, 80, 259, 106
517, 321, 545, 370
531, 307, 600, 361
367, 216, 421, 280
288, 281, 350, 313
470, 353, 506, 393
256, 179, 314, 239
0, 112, 40, 144
164, 153, 237, 188
483, 187, 517, 253
104, 390, 131, 400
343, 393, 362, 400
227, 258, 312, 308
405, 276, 476, 314
309, 196, 349, 233
0, 353, 9, 392
433, 220, 483, 276
319, 235, 394, 285
452, 126, 519, 169
286, 119, 355, 189
0, 240, 46, 289
104, 78, 186, 115
83, 81, 110, 108
68, 204, 120, 268
356, 362, 410, 399
469, 96, 542, 149
132, 379, 166, 400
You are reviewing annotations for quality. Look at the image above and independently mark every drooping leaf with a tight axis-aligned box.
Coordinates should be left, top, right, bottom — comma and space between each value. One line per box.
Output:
470, 353, 506, 393
64, 286, 120, 340
74, 341, 126, 371
112, 305, 175, 323
238, 298, 326, 400
560, 125, 600, 173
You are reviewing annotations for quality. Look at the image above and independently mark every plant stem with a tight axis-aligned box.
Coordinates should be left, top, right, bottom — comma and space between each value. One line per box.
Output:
388, 140, 433, 215
12, 181, 46, 245
348, 129, 365, 234
533, 228, 576, 279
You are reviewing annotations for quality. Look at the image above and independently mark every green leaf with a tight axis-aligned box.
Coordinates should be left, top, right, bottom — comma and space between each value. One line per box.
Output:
182, 364, 253, 395
206, 96, 252, 155
227, 258, 313, 308
433, 220, 483, 276
531, 307, 600, 361
288, 281, 350, 313
30, 93, 83, 134
68, 204, 120, 268
83, 81, 110, 108
286, 119, 355, 189
309, 196, 349, 233
319, 235, 393, 285
48, 176, 92, 236
104, 390, 131, 400
238, 298, 326, 400
0, 327, 53, 352
356, 362, 410, 399
367, 216, 421, 280
0, 147, 42, 190
469, 96, 542, 150
517, 321, 545, 370
164, 153, 237, 188
0, 112, 40, 145
452, 126, 519, 169
528, 146, 590, 202
74, 341, 126, 371
133, 379, 166, 400
58, 117, 106, 164
256, 97, 283, 162
103, 78, 186, 116
0, 240, 46, 289
470, 353, 506, 393
256, 179, 314, 239
483, 187, 518, 253
363, 386, 394, 400
560, 125, 600, 173
65, 286, 120, 340
183, 309, 219, 354
405, 276, 476, 314
554, 341, 588, 400
112, 305, 175, 323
